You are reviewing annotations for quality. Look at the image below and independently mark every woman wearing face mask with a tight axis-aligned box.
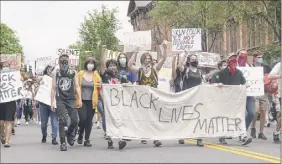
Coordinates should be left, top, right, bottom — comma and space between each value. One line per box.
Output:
100, 45, 129, 150
117, 53, 137, 84
76, 57, 102, 147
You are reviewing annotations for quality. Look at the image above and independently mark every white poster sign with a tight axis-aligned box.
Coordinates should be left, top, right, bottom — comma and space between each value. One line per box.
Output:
172, 28, 202, 52
36, 56, 54, 75
35, 75, 53, 106
0, 71, 23, 103
102, 85, 246, 140
158, 68, 172, 93
123, 30, 152, 52
197, 52, 221, 68
237, 67, 264, 96
56, 48, 80, 68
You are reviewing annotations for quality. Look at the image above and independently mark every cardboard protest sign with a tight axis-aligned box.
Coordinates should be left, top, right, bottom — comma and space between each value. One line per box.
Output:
196, 52, 221, 68
237, 67, 264, 96
0, 71, 23, 103
172, 28, 202, 52
55, 48, 80, 68
105, 49, 122, 61
0, 54, 22, 72
35, 75, 56, 107
102, 85, 246, 140
123, 30, 152, 52
36, 56, 54, 75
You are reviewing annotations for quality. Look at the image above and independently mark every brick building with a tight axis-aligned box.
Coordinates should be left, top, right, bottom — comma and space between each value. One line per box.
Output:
127, 0, 279, 63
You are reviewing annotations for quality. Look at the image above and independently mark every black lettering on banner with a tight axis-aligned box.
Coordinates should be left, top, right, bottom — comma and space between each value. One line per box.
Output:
193, 117, 243, 134
121, 90, 129, 107
110, 88, 120, 106
182, 103, 201, 121
139, 93, 150, 109
149, 93, 159, 111
130, 91, 139, 108
0, 72, 19, 101
159, 107, 169, 123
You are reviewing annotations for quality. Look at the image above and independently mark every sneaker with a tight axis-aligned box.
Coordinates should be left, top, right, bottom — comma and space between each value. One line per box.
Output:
12, 129, 15, 135
118, 140, 126, 150
84, 140, 92, 147
108, 140, 114, 149
104, 133, 109, 140
141, 140, 147, 144
178, 139, 185, 144
258, 133, 267, 140
1, 137, 5, 144
273, 132, 281, 144
97, 121, 101, 129
4, 143, 10, 148
42, 136, 47, 143
17, 120, 20, 125
219, 137, 227, 144
77, 135, 83, 145
250, 128, 256, 138
25, 121, 29, 125
153, 140, 162, 147
197, 139, 204, 147
52, 138, 58, 145
241, 136, 252, 146
60, 142, 67, 151
67, 136, 74, 146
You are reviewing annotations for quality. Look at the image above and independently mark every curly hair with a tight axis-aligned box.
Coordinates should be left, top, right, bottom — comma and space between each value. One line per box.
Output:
105, 59, 118, 68
140, 52, 152, 65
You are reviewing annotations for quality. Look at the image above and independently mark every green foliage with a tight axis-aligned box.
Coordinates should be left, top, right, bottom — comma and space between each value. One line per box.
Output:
70, 5, 121, 70
263, 43, 281, 64
0, 23, 24, 60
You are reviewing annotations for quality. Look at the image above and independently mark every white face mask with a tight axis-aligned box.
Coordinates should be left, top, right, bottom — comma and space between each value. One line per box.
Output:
87, 64, 94, 71
119, 58, 126, 67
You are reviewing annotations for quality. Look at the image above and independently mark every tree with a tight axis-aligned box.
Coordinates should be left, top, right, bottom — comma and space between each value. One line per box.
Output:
0, 23, 24, 60
70, 5, 121, 69
229, 0, 281, 44
149, 1, 235, 52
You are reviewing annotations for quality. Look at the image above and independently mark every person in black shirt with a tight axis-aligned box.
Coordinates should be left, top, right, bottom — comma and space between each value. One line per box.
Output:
51, 54, 82, 151
214, 54, 252, 146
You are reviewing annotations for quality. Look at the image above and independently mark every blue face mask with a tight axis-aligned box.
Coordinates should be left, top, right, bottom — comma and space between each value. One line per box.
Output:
257, 58, 263, 64
2, 67, 9, 73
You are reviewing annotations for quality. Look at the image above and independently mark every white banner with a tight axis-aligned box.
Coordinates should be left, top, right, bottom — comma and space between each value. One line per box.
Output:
0, 71, 23, 103
238, 67, 264, 96
172, 28, 202, 52
103, 85, 246, 140
123, 30, 152, 52
35, 75, 52, 106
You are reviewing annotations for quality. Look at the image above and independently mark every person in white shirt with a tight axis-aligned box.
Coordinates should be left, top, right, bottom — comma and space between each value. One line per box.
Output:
268, 62, 281, 144
22, 79, 35, 125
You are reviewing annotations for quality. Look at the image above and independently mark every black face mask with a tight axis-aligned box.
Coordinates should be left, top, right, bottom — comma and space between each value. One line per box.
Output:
190, 61, 198, 67
59, 60, 69, 74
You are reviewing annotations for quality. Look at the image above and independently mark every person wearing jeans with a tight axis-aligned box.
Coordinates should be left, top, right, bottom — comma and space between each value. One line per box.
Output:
39, 102, 58, 145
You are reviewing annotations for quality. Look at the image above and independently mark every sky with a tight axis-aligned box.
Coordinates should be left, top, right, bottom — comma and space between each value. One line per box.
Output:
1, 1, 133, 62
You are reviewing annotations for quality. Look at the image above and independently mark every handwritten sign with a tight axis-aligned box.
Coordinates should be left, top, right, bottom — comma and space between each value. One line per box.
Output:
36, 56, 54, 75
34, 75, 56, 107
102, 85, 246, 140
237, 67, 264, 96
0, 54, 21, 72
123, 30, 152, 52
56, 48, 80, 68
197, 52, 221, 68
172, 28, 202, 52
0, 71, 23, 103
105, 49, 121, 60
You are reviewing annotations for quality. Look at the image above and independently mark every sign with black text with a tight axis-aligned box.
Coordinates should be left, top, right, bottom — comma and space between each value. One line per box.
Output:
0, 71, 23, 103
102, 85, 246, 140
172, 28, 201, 52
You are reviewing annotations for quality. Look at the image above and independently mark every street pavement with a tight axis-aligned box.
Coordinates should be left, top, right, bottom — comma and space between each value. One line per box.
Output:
1, 120, 281, 163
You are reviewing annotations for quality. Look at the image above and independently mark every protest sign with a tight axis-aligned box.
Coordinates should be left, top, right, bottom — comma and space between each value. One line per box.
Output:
36, 56, 54, 75
105, 49, 121, 60
55, 48, 80, 68
123, 30, 152, 52
102, 85, 246, 140
237, 67, 264, 96
172, 28, 201, 52
34, 75, 52, 106
0, 54, 22, 71
0, 71, 23, 103
196, 52, 221, 68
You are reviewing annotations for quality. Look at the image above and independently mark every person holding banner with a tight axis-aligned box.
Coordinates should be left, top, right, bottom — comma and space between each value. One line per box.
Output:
171, 54, 204, 147
0, 61, 17, 148
100, 45, 128, 150
76, 57, 102, 147
268, 62, 281, 144
51, 54, 82, 151
213, 53, 252, 146
128, 42, 167, 147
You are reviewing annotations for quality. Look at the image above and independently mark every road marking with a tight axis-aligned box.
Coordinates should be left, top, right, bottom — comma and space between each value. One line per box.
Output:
185, 139, 281, 163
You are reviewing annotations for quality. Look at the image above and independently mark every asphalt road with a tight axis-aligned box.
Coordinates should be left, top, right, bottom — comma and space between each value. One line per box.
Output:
1, 121, 281, 163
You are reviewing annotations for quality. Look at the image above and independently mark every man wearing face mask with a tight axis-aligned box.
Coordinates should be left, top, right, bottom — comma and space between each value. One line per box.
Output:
214, 54, 253, 146
250, 53, 272, 140
51, 54, 82, 151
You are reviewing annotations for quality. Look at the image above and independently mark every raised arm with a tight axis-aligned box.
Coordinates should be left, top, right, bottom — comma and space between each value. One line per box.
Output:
171, 54, 177, 80
128, 48, 139, 74
154, 42, 167, 72
100, 45, 106, 75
